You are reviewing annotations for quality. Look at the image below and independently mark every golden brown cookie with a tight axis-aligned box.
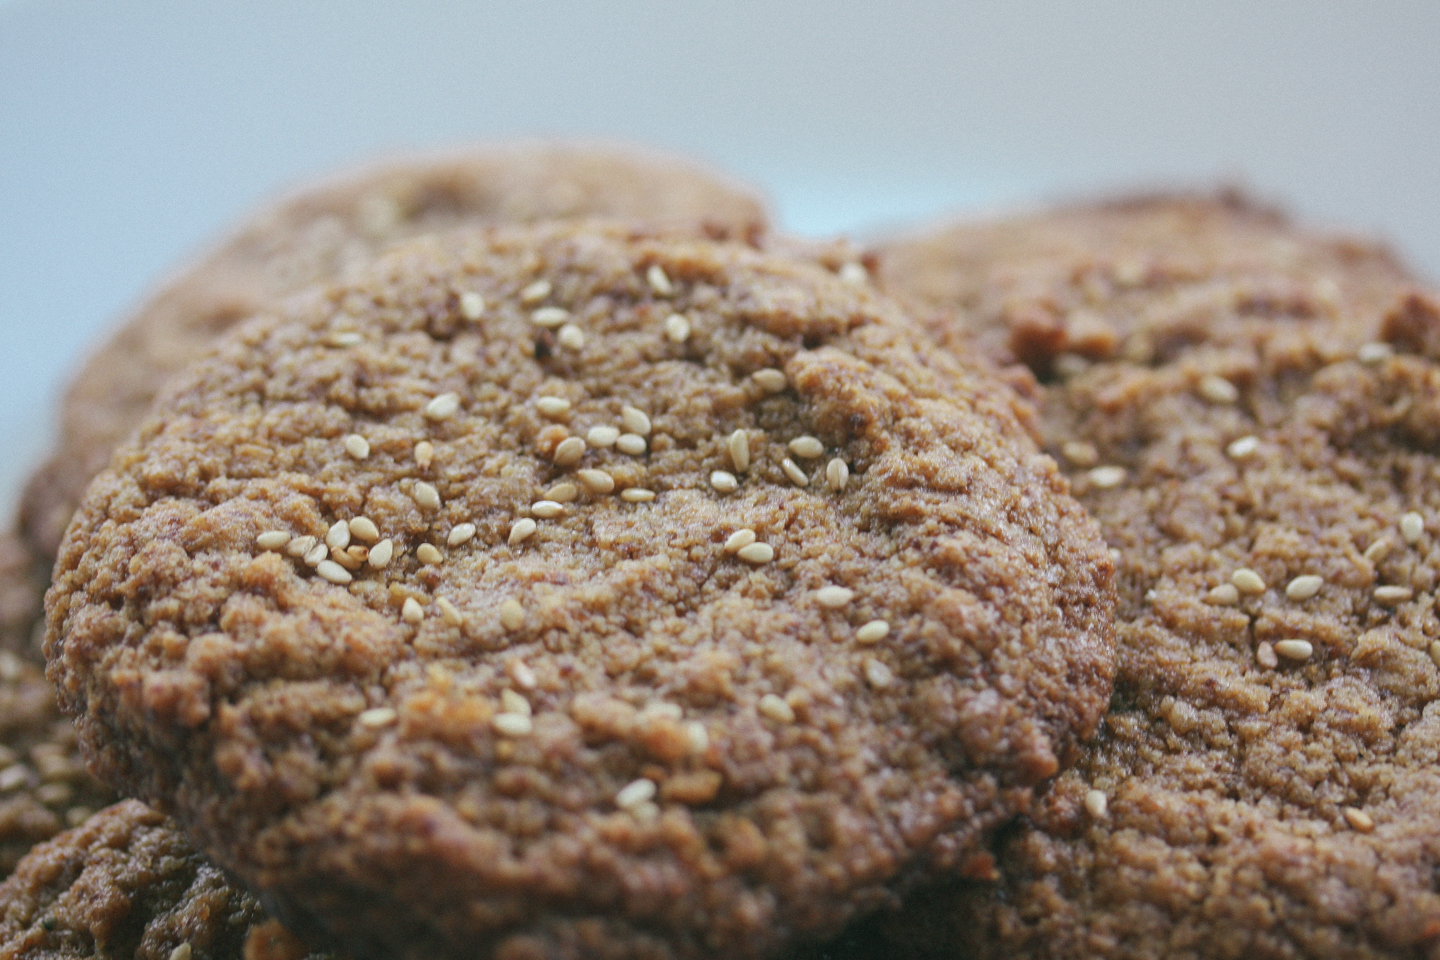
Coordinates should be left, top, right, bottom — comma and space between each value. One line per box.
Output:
874, 195, 1440, 959
16, 141, 770, 652
47, 221, 1114, 960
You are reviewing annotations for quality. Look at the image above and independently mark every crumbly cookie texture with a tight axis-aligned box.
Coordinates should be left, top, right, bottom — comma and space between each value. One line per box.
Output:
17, 141, 771, 652
875, 194, 1440, 959
47, 221, 1113, 960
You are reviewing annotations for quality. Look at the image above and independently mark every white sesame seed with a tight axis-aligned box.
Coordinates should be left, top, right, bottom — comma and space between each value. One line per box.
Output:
358, 707, 397, 728
1232, 568, 1267, 594
710, 470, 738, 494
256, 531, 290, 551
753, 369, 787, 393
1256, 641, 1279, 669
328, 331, 363, 348
341, 518, 377, 545
685, 721, 709, 754
557, 323, 585, 350
664, 313, 691, 343
1062, 442, 1099, 467
586, 425, 619, 448
1198, 375, 1239, 404
316, 560, 352, 585
425, 393, 461, 420
863, 658, 894, 688
520, 279, 551, 304
616, 433, 647, 455
1286, 575, 1324, 601
838, 262, 868, 285
332, 545, 365, 570
856, 620, 890, 644
825, 458, 849, 492
303, 542, 329, 567
367, 539, 394, 568
446, 523, 477, 547
545, 482, 579, 502
493, 713, 534, 737
510, 660, 537, 689
621, 488, 656, 502
499, 598, 525, 630
509, 518, 538, 546
501, 689, 532, 717
1401, 512, 1425, 544
1343, 807, 1375, 832
815, 585, 855, 609
1227, 436, 1260, 459
621, 406, 652, 436
459, 291, 485, 320
437, 597, 462, 625
553, 436, 587, 466
326, 520, 351, 551
758, 694, 795, 724
737, 542, 774, 565
615, 778, 657, 809
1055, 353, 1091, 379
531, 500, 566, 519
1431, 641, 1440, 669
1084, 789, 1109, 819
647, 264, 674, 296
1205, 583, 1240, 606
788, 436, 824, 459
577, 469, 615, 494
287, 535, 318, 558
536, 396, 572, 418
727, 430, 751, 472
1089, 466, 1126, 489
531, 306, 570, 327
782, 458, 809, 487
724, 529, 757, 554
402, 597, 424, 624
344, 434, 370, 459
170, 943, 193, 960
1374, 585, 1413, 605
414, 441, 434, 469
412, 481, 441, 511
1274, 639, 1314, 661
1358, 342, 1393, 365
416, 544, 443, 565
1364, 538, 1393, 563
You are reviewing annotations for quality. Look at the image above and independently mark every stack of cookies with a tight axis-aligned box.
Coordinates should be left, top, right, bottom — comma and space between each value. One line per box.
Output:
2, 144, 1436, 960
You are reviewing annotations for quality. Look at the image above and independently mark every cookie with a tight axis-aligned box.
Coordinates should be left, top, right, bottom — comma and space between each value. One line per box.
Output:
47, 221, 1114, 960
16, 141, 771, 649
874, 195, 1440, 958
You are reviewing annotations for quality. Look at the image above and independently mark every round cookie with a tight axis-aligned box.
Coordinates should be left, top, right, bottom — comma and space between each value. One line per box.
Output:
17, 140, 770, 642
47, 221, 1114, 960
874, 196, 1440, 958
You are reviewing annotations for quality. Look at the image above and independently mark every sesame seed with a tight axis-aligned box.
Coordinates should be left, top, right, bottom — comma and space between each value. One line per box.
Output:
256, 530, 290, 551
586, 425, 619, 447
520, 279, 551, 304
1198, 375, 1239, 404
531, 500, 566, 519
577, 469, 615, 494
493, 713, 533, 737
615, 778, 658, 809
856, 620, 890, 644
815, 585, 855, 609
329, 546, 365, 573
685, 721, 709, 754
664, 313, 691, 343
788, 436, 824, 458
737, 542, 774, 565
1401, 512, 1425, 543
344, 434, 371, 459
303, 542, 329, 567
414, 441, 434, 469
446, 523, 477, 547
531, 306, 569, 328
509, 518, 538, 546
1431, 641, 1440, 668
1205, 584, 1239, 606
616, 433, 647, 455
621, 406, 652, 436
1358, 342, 1393, 365
1054, 354, 1090, 379
1364, 538, 1393, 563
326, 520, 351, 551
536, 396, 571, 417
510, 660, 537, 689
1089, 466, 1126, 489
1256, 642, 1279, 669
753, 369, 787, 393
825, 458, 849, 492
758, 694, 795, 724
545, 482, 579, 502
316, 560, 353, 585
342, 517, 376, 544
368, 539, 395, 568
782, 458, 809, 487
724, 529, 757, 554
647, 264, 674, 296
1062, 442, 1099, 467
727, 429, 750, 472
412, 481, 441, 511
459, 291, 485, 320
710, 470, 738, 494
501, 689, 532, 717
437, 597, 462, 625
1374, 585, 1413, 605
328, 331, 363, 348
557, 323, 585, 350
552, 436, 587, 466
1343, 807, 1375, 832
1274, 639, 1314, 661
621, 488, 656, 502
1227, 435, 1260, 459
1084, 789, 1109, 818
1232, 568, 1267, 594
1286, 575, 1324, 601
286, 535, 318, 558
170, 943, 193, 960
358, 707, 397, 728
499, 598, 525, 630
863, 658, 894, 688
402, 597, 424, 624
425, 392, 461, 420
838, 262, 868, 285
416, 544, 443, 565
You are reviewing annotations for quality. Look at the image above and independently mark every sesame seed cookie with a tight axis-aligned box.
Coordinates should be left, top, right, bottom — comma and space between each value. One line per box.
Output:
47, 221, 1114, 960
16, 141, 770, 651
873, 195, 1440, 959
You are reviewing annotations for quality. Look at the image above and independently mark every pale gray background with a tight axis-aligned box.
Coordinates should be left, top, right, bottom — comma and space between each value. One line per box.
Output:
2, 0, 1437, 513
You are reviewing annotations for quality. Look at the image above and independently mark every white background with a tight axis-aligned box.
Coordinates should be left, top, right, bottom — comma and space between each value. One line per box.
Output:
2, 0, 1437, 512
